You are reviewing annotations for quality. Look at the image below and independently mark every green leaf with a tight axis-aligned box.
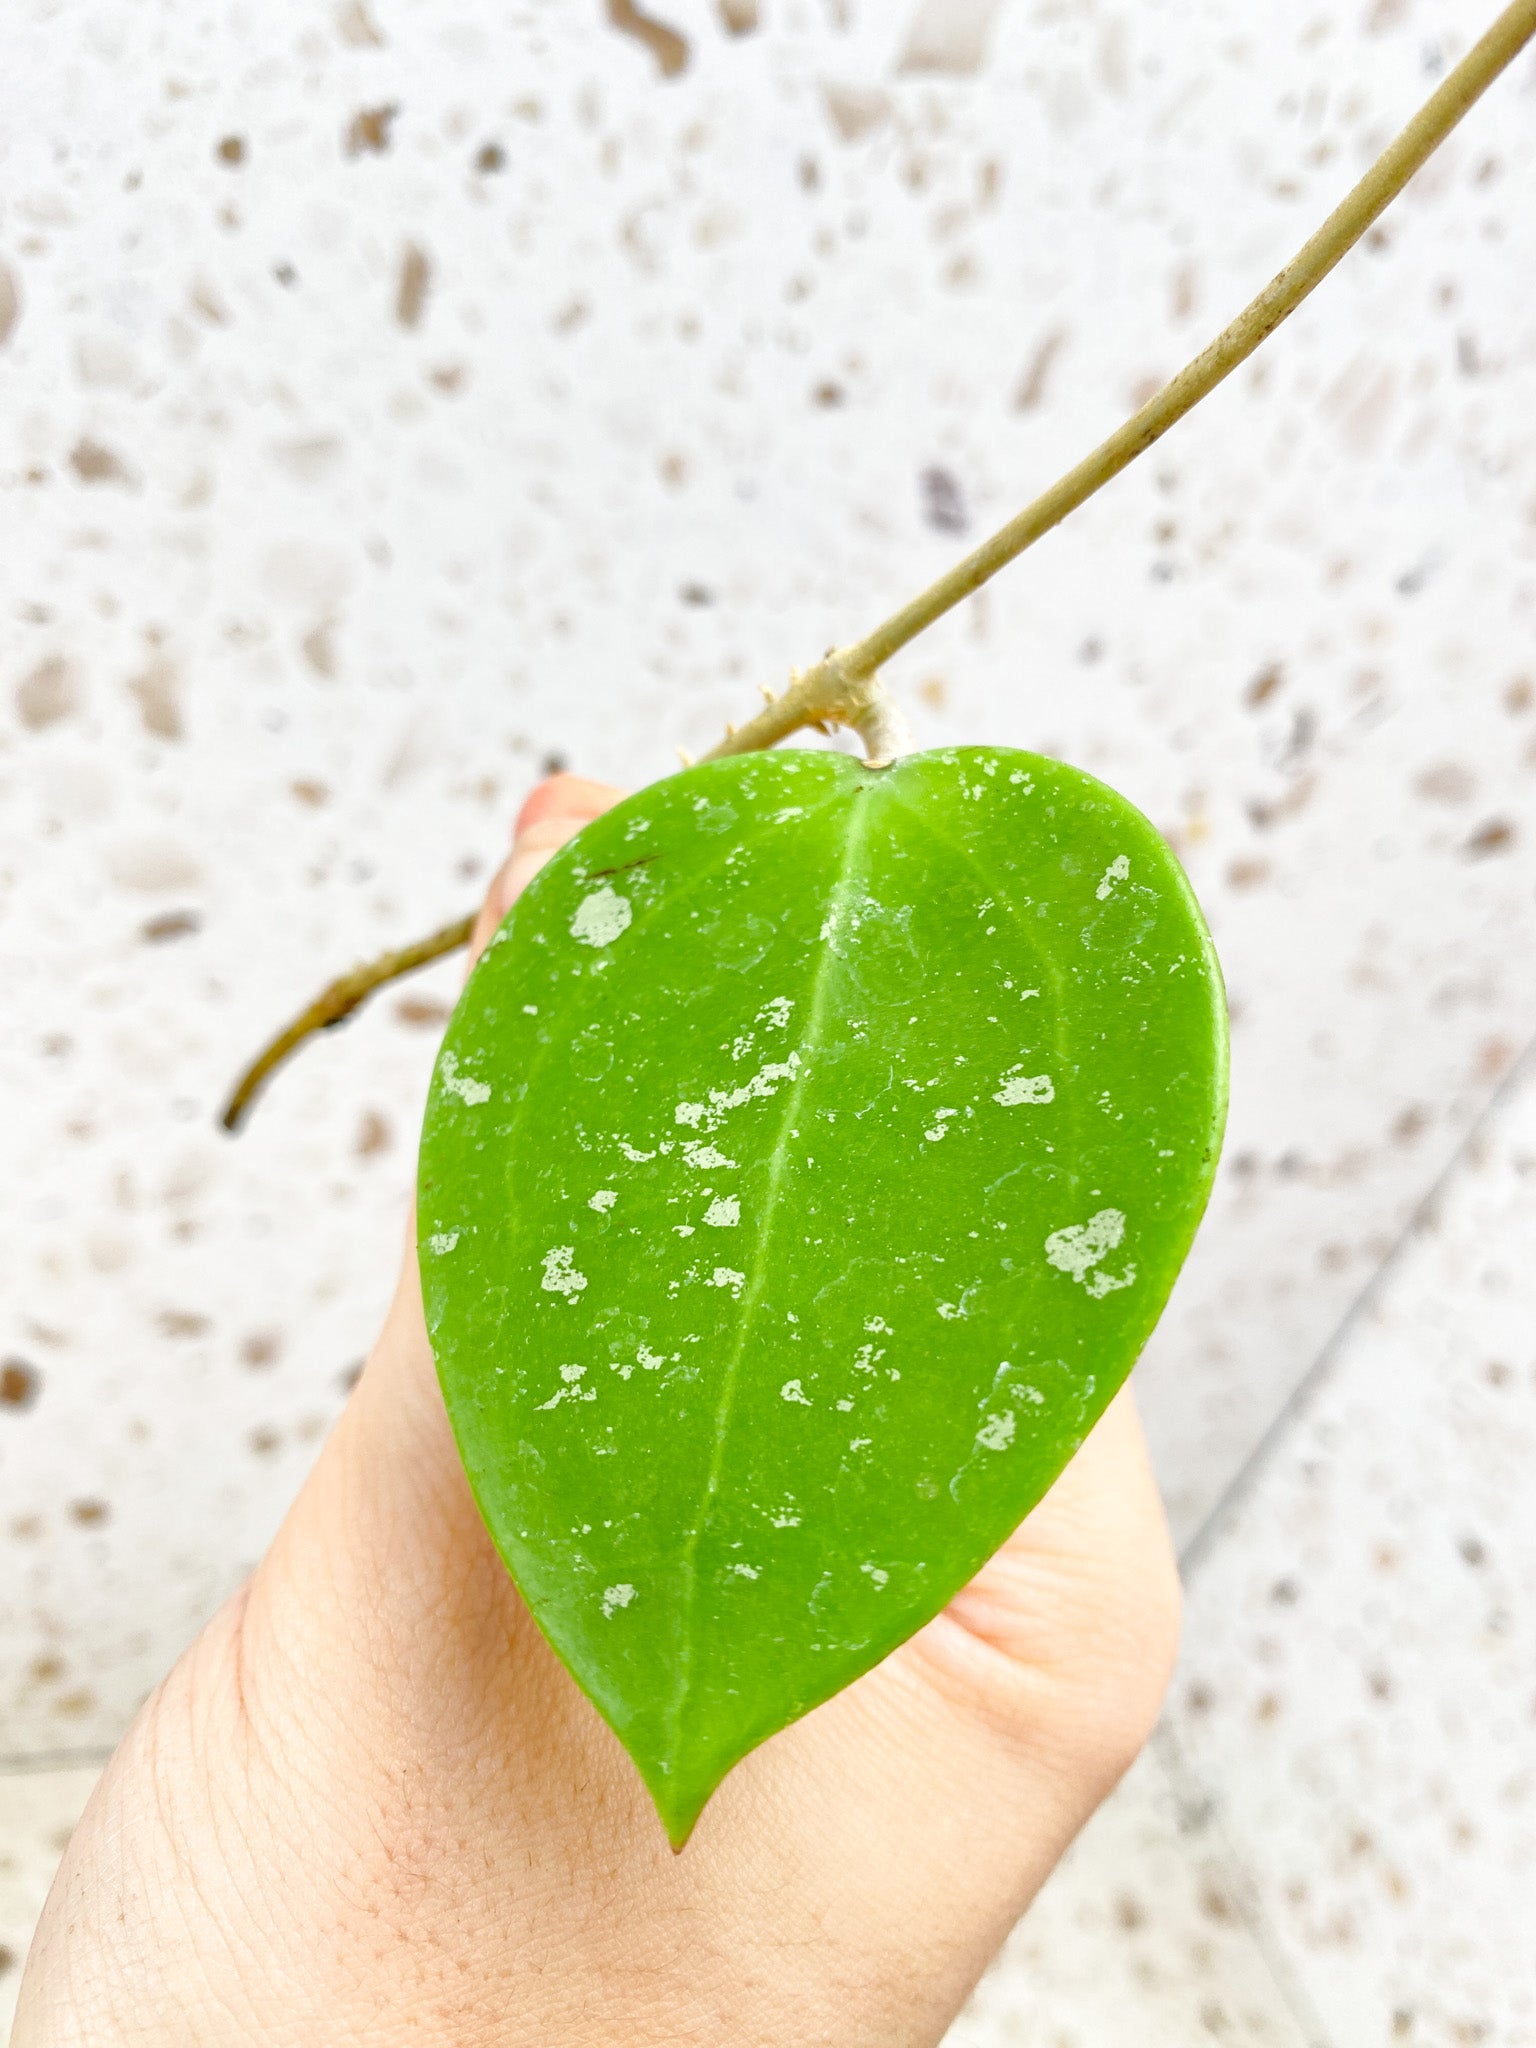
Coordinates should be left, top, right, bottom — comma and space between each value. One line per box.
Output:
418, 746, 1227, 1844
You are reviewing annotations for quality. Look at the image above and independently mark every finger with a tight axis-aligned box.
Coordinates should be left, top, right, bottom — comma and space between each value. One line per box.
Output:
467, 774, 625, 966
513, 773, 622, 835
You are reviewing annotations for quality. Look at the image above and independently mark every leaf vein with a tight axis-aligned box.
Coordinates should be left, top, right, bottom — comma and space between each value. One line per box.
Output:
663, 784, 880, 1775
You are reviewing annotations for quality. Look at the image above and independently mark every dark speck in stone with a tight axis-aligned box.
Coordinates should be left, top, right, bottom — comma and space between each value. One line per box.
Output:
1, 1358, 40, 1409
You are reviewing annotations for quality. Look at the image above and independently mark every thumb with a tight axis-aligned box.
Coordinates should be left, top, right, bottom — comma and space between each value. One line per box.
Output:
466, 773, 625, 965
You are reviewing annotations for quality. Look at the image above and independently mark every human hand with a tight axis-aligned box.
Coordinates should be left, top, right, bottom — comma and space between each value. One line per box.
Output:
16, 773, 1180, 2048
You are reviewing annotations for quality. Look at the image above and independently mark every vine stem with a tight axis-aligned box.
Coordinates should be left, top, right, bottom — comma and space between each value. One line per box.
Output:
221, 0, 1536, 1130
706, 0, 1536, 758
219, 915, 473, 1131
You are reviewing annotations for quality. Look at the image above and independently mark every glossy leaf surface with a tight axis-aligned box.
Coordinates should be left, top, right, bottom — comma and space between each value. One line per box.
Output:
418, 747, 1227, 1843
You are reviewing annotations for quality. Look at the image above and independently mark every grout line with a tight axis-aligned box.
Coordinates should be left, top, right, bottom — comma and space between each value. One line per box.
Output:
1177, 1022, 1536, 1582
0, 1747, 113, 1778
1152, 1724, 1336, 2048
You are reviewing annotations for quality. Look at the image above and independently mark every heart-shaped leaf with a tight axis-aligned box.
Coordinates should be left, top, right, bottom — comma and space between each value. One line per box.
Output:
418, 746, 1226, 1843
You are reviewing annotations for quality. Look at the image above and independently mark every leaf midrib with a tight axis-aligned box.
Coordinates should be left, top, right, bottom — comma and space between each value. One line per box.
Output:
879, 770, 1082, 1212
663, 778, 881, 1777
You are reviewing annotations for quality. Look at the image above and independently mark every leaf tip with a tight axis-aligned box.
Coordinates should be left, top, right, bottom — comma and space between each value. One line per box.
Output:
648, 1775, 709, 1853
633, 1746, 724, 1853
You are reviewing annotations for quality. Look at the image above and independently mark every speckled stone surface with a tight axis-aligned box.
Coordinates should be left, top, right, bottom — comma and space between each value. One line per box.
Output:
2, 0, 1536, 2036
1170, 1053, 1536, 2048
946, 1744, 1314, 2048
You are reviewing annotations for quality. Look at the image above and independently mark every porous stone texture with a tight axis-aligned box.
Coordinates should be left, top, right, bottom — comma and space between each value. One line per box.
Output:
1170, 1053, 1536, 2048
947, 1743, 1315, 2048
2, 0, 1535, 2038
